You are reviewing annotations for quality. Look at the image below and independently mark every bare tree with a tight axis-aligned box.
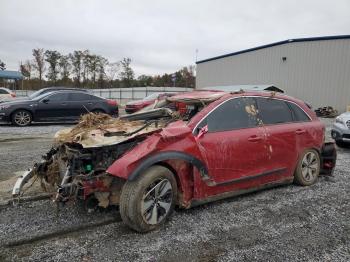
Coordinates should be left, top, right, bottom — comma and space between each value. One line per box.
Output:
82, 49, 90, 85
105, 62, 120, 87
69, 50, 84, 87
19, 60, 32, 79
97, 56, 108, 88
119, 57, 134, 87
45, 50, 61, 84
32, 48, 46, 86
0, 59, 6, 70
59, 55, 71, 83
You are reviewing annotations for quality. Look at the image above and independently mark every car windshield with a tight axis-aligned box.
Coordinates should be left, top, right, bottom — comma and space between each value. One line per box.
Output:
32, 91, 56, 101
29, 90, 46, 99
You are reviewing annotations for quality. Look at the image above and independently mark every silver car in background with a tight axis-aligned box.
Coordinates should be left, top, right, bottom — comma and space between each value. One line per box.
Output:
331, 112, 350, 147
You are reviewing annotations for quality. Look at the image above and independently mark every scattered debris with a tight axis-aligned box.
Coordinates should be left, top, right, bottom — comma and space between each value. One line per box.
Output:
315, 106, 338, 118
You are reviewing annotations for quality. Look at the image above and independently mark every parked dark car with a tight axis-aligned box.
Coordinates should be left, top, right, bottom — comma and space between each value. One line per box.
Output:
28, 87, 89, 99
125, 93, 175, 113
0, 91, 118, 126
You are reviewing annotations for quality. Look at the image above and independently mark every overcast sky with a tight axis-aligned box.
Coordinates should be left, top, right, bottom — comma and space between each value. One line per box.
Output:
0, 0, 349, 76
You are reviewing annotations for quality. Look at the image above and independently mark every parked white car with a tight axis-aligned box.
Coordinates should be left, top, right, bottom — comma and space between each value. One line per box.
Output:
331, 112, 350, 147
0, 87, 16, 102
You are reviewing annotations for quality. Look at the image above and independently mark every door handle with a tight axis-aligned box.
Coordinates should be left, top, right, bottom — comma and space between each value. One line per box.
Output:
61, 102, 67, 105
248, 135, 262, 142
295, 129, 306, 135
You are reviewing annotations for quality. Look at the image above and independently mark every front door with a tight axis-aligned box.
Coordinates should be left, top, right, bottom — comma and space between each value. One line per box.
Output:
35, 93, 71, 121
196, 97, 270, 185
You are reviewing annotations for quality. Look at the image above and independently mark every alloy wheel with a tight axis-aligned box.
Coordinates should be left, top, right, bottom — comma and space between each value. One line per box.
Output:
301, 151, 319, 182
14, 111, 31, 126
141, 178, 173, 225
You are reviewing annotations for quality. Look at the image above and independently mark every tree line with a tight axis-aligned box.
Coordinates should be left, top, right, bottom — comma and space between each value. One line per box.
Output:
0, 49, 195, 90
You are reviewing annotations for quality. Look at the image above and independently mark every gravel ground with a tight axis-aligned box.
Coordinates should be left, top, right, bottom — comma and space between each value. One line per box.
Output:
0, 119, 349, 261
0, 124, 71, 181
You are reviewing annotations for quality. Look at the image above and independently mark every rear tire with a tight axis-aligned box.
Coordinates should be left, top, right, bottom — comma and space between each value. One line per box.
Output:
11, 110, 32, 126
294, 149, 320, 186
120, 165, 177, 232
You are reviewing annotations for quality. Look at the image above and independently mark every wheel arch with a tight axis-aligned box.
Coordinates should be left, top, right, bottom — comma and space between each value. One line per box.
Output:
11, 108, 33, 116
127, 151, 208, 182
10, 108, 34, 121
127, 151, 209, 208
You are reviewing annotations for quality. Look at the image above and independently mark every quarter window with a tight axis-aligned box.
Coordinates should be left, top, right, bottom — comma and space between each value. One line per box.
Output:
206, 97, 258, 132
256, 98, 293, 124
287, 102, 311, 122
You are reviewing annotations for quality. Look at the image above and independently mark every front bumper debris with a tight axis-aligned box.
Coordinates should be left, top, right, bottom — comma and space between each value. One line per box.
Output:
12, 169, 35, 197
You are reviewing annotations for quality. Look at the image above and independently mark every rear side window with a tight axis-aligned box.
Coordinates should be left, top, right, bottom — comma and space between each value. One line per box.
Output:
256, 98, 293, 125
69, 93, 98, 101
287, 102, 311, 122
207, 97, 258, 132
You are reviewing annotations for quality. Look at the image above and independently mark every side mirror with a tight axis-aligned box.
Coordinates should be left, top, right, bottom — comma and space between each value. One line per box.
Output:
195, 125, 208, 140
42, 99, 49, 104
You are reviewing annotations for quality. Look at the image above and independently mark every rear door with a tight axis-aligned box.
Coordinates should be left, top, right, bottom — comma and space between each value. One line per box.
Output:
256, 97, 299, 179
286, 101, 321, 153
68, 92, 97, 118
195, 97, 270, 184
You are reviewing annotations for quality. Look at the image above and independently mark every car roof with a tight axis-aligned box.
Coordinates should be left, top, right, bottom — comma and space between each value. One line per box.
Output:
45, 90, 92, 95
168, 89, 306, 106
42, 87, 88, 91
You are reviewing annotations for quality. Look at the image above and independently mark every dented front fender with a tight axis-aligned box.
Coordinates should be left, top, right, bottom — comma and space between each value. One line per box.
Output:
106, 121, 207, 181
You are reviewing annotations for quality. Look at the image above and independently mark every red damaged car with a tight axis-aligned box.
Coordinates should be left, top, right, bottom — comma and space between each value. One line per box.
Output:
13, 90, 336, 232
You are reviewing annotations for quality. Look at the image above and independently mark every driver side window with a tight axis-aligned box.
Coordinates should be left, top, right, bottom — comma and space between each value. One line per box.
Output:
46, 93, 69, 101
207, 97, 258, 133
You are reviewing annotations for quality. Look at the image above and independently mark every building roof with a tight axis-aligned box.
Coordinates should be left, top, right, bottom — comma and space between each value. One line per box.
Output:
196, 35, 350, 64
199, 84, 284, 93
0, 70, 24, 80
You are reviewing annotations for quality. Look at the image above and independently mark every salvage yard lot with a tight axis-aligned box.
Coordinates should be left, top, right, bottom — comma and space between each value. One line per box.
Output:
0, 119, 349, 261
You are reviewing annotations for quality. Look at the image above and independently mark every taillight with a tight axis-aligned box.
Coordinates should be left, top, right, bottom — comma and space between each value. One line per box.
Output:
107, 99, 117, 106
11, 93, 16, 97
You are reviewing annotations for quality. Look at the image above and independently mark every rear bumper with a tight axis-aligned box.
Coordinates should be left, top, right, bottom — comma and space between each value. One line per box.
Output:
320, 142, 337, 176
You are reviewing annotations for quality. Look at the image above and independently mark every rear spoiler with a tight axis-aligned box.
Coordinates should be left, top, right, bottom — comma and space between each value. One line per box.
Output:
320, 142, 337, 176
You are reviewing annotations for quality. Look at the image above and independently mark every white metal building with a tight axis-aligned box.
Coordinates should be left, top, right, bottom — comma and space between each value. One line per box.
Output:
196, 35, 350, 112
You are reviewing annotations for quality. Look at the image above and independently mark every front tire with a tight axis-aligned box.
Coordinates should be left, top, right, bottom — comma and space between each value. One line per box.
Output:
11, 110, 32, 126
294, 149, 320, 186
120, 165, 177, 232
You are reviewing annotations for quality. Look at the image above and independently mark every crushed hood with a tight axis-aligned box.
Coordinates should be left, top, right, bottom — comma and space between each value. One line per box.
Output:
54, 113, 166, 148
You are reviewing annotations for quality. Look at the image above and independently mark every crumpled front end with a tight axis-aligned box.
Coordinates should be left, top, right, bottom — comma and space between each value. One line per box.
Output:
13, 113, 169, 209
